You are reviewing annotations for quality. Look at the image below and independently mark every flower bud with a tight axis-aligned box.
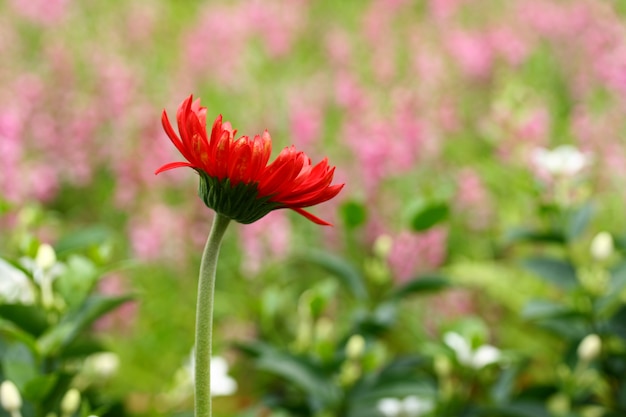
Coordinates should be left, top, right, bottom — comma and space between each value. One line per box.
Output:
60, 388, 81, 416
345, 334, 366, 360
590, 232, 613, 261
0, 380, 22, 412
377, 398, 402, 417
578, 334, 602, 363
35, 244, 57, 270
373, 235, 393, 259
547, 392, 570, 416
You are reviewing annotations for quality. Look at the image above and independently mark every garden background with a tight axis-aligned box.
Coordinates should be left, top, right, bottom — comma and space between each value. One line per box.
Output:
2, 0, 626, 416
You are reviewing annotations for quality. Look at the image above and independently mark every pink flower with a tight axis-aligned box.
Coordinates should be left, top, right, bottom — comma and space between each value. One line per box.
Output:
387, 228, 448, 283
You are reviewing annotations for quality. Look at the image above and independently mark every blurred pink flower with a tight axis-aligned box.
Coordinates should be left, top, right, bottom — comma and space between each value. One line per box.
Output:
129, 205, 188, 261
8, 0, 69, 26
488, 27, 531, 67
246, 0, 308, 58
94, 274, 137, 332
429, 0, 467, 21
388, 228, 448, 283
238, 211, 291, 275
446, 31, 494, 79
455, 168, 492, 230
183, 4, 250, 84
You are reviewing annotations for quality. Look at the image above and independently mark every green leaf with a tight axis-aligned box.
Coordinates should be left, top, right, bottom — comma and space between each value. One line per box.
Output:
55, 255, 100, 308
522, 300, 575, 320
0, 318, 39, 354
296, 250, 368, 300
22, 374, 58, 402
491, 363, 527, 405
37, 294, 133, 357
390, 274, 450, 299
410, 201, 449, 231
503, 228, 565, 246
340, 200, 367, 229
54, 226, 112, 255
0, 304, 49, 336
238, 342, 339, 409
480, 401, 551, 417
609, 305, 626, 340
595, 261, 626, 316
565, 202, 594, 241
1, 343, 38, 390
522, 257, 579, 290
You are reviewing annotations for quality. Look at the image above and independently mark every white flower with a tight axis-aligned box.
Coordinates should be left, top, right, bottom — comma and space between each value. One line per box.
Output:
377, 398, 402, 417
0, 259, 35, 304
188, 353, 237, 396
444, 332, 501, 369
590, 232, 613, 261
402, 396, 434, 416
209, 356, 238, 396
84, 352, 120, 379
531, 145, 590, 177
377, 396, 434, 417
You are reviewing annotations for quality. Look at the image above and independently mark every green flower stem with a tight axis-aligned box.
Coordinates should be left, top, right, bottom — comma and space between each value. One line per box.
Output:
195, 213, 231, 417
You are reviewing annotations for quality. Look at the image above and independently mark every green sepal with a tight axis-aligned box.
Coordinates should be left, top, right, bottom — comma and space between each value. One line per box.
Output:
197, 170, 282, 224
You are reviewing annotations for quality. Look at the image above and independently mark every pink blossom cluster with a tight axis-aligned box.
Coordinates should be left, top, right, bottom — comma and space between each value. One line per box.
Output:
1, 0, 625, 288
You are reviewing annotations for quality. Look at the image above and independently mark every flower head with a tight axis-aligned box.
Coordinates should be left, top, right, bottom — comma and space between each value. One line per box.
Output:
156, 95, 344, 225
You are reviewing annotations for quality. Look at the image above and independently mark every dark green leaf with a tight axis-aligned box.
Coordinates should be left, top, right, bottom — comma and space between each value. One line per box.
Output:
390, 275, 450, 299
522, 257, 579, 290
503, 228, 565, 246
480, 402, 551, 417
340, 200, 367, 229
37, 294, 133, 357
239, 342, 339, 408
0, 304, 49, 336
410, 201, 449, 231
22, 374, 58, 402
0, 318, 39, 354
609, 305, 626, 341
296, 250, 368, 300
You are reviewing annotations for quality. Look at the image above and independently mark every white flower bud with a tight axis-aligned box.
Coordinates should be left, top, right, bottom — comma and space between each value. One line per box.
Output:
60, 388, 81, 416
35, 244, 57, 271
578, 334, 602, 362
0, 380, 22, 412
377, 398, 402, 417
590, 232, 613, 261
345, 334, 366, 360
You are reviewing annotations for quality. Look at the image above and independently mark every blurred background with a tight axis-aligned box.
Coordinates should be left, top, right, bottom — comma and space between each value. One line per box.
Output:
2, 0, 626, 416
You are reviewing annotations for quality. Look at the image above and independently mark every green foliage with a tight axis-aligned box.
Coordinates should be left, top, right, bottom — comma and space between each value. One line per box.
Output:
0, 225, 132, 417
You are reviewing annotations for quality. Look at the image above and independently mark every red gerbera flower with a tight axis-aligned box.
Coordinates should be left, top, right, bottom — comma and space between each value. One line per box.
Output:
156, 95, 344, 225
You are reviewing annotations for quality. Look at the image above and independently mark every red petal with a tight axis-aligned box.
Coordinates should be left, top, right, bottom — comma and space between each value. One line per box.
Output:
290, 207, 333, 226
155, 161, 194, 174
